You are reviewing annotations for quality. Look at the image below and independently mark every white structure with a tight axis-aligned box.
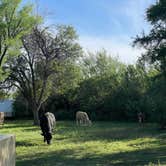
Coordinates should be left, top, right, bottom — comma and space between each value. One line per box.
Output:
0, 135, 15, 166
0, 100, 14, 117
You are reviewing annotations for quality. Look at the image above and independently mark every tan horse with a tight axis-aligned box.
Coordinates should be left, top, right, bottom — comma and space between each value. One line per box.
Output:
76, 111, 92, 126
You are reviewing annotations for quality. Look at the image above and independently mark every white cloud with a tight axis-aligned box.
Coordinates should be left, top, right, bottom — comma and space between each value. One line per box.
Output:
79, 35, 144, 64
97, 0, 155, 34
123, 0, 155, 33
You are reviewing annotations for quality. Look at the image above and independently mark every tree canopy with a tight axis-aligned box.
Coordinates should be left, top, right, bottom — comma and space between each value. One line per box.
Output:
133, 0, 166, 75
0, 0, 40, 66
3, 26, 82, 124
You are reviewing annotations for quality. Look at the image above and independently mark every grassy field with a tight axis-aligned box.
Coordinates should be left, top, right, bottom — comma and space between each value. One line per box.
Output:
0, 120, 166, 166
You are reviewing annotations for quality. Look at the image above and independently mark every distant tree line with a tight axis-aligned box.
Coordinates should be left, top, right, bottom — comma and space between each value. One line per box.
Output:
13, 50, 166, 126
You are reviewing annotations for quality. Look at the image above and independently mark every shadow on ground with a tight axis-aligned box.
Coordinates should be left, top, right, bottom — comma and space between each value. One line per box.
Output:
2, 120, 34, 129
11, 121, 166, 166
16, 141, 39, 147
16, 145, 166, 166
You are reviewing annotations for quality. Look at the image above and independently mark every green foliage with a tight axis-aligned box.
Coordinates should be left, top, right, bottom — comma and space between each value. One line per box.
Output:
0, 0, 41, 67
51, 60, 83, 95
146, 0, 166, 24
146, 75, 166, 126
46, 50, 154, 121
80, 50, 125, 78
73, 51, 126, 120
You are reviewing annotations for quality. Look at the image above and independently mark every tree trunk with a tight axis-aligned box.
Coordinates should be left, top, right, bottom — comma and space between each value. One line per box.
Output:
33, 110, 40, 125
28, 100, 43, 125
29, 100, 40, 125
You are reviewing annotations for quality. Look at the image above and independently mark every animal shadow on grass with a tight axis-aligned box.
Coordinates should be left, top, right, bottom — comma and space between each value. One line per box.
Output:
16, 140, 39, 147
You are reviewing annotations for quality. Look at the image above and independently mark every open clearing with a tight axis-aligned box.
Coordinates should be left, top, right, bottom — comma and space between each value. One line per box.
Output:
0, 120, 166, 166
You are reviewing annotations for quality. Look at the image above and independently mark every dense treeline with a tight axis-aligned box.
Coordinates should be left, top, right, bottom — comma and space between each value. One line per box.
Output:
0, 0, 165, 126
13, 50, 166, 125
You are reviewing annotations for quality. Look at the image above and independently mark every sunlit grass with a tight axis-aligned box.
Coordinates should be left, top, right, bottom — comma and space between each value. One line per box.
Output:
0, 120, 166, 166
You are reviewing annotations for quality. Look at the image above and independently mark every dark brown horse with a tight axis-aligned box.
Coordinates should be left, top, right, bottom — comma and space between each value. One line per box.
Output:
39, 112, 56, 144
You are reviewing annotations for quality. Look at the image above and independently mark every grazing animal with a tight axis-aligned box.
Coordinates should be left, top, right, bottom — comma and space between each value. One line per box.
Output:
137, 112, 145, 124
76, 111, 92, 126
39, 112, 56, 145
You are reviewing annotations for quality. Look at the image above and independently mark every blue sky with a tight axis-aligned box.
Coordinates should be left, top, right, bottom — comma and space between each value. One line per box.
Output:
23, 0, 156, 64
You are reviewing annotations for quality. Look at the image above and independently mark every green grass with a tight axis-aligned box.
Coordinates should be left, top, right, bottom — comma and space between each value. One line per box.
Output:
0, 120, 166, 166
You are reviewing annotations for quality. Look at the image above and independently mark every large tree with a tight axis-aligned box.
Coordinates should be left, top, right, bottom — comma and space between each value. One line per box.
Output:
3, 26, 82, 125
133, 0, 166, 128
0, 0, 40, 71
